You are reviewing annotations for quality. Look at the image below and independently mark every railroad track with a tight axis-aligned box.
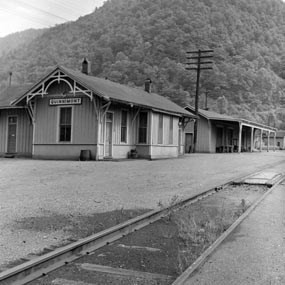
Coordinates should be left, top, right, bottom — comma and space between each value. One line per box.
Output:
0, 170, 284, 285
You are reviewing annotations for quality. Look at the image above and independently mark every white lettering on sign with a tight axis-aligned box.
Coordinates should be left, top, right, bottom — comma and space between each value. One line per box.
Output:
49, 98, 82, 105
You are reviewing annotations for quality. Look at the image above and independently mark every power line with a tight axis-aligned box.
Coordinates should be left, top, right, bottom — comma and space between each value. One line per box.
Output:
45, 0, 88, 19
13, 0, 69, 22
0, 6, 51, 28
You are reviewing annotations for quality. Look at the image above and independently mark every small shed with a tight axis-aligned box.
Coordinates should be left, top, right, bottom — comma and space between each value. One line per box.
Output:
0, 85, 33, 157
184, 106, 277, 153
269, 130, 285, 150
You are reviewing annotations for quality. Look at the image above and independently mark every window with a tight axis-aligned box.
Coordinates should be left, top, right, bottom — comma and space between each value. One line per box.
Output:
59, 107, 72, 142
169, 116, 173, 144
138, 112, 148, 143
121, 110, 128, 143
158, 114, 163, 144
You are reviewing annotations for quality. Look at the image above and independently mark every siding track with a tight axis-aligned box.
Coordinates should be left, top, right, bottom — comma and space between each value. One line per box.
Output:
0, 170, 284, 285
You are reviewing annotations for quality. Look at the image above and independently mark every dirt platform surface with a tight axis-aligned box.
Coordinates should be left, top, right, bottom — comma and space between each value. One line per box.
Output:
0, 151, 285, 269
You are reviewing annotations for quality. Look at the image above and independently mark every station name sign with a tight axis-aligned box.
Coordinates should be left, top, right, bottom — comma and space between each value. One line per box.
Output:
49, 98, 82, 106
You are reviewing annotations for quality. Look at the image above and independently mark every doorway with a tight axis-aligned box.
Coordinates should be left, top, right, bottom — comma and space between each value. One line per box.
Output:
7, 116, 17, 153
185, 133, 193, 153
104, 112, 113, 157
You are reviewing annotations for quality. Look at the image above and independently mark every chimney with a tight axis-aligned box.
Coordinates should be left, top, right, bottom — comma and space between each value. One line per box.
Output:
82, 57, 91, 75
144, 78, 152, 93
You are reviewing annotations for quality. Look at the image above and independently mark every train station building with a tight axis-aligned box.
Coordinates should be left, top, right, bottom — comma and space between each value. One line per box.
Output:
184, 106, 277, 153
0, 63, 195, 160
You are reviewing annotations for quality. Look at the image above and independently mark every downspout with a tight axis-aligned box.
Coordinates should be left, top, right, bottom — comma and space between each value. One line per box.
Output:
149, 112, 153, 159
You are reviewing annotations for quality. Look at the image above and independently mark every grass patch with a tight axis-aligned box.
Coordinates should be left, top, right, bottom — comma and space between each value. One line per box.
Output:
174, 199, 249, 274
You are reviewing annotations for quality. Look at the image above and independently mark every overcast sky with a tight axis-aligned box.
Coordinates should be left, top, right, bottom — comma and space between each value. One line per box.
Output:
0, 0, 106, 38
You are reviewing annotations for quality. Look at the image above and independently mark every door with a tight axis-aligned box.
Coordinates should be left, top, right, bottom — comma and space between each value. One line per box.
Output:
216, 127, 223, 152
104, 112, 113, 157
178, 128, 182, 155
7, 116, 17, 153
185, 133, 193, 153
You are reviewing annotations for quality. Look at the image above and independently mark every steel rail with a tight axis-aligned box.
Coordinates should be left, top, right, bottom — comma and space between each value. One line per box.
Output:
171, 174, 285, 285
0, 170, 274, 285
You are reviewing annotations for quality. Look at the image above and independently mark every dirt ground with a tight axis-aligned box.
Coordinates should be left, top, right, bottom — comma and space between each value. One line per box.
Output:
0, 151, 285, 270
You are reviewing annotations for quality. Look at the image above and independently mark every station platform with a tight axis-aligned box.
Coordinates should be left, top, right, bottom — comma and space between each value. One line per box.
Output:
184, 180, 285, 284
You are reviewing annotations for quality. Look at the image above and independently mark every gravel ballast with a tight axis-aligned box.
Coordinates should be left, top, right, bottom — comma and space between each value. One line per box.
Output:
0, 151, 285, 270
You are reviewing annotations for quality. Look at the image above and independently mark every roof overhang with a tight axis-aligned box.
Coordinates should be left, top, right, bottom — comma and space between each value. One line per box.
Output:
185, 105, 276, 133
0, 106, 26, 110
12, 66, 196, 118
12, 66, 96, 105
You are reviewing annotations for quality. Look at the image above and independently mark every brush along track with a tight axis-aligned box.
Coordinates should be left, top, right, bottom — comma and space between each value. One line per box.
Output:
0, 171, 283, 285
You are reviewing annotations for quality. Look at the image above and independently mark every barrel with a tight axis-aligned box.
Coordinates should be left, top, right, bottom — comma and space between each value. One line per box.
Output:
79, 149, 91, 161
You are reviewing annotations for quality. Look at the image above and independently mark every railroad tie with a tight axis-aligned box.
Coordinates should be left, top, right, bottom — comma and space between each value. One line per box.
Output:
77, 263, 175, 282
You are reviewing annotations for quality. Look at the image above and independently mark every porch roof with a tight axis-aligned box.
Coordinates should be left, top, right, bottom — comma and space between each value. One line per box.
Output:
13, 66, 195, 118
185, 105, 276, 132
0, 85, 32, 107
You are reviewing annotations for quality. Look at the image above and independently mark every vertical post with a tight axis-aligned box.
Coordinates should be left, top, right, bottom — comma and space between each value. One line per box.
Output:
238, 122, 242, 153
95, 99, 101, 161
274, 132, 276, 152
9, 71, 12, 87
267, 131, 270, 152
260, 129, 263, 152
250, 127, 254, 152
193, 50, 201, 153
186, 49, 213, 153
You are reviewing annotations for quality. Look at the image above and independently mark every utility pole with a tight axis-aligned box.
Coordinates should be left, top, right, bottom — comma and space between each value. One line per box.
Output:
186, 49, 213, 153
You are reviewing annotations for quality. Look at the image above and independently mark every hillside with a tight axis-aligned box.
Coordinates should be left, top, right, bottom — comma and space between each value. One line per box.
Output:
0, 29, 45, 57
0, 0, 285, 128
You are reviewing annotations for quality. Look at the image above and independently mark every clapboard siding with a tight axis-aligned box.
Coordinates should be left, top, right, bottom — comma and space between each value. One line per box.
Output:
196, 116, 210, 152
151, 112, 179, 146
0, 109, 32, 156
34, 95, 97, 145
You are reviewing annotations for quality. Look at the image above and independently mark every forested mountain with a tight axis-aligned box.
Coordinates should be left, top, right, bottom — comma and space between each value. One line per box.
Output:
0, 29, 45, 57
1, 0, 285, 128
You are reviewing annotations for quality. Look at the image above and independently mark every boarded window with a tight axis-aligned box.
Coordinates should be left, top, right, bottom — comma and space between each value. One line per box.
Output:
59, 107, 72, 142
158, 114, 163, 144
121, 110, 128, 143
169, 116, 173, 144
138, 112, 148, 144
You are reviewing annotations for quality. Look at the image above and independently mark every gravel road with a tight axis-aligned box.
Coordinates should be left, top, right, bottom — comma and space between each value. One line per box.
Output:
1, 151, 285, 269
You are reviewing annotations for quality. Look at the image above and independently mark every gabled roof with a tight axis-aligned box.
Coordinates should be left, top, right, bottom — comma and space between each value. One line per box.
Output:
0, 85, 33, 108
185, 105, 276, 132
13, 65, 194, 117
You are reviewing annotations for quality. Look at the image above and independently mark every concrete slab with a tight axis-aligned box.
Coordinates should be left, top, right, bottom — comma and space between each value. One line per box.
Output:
240, 171, 283, 186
